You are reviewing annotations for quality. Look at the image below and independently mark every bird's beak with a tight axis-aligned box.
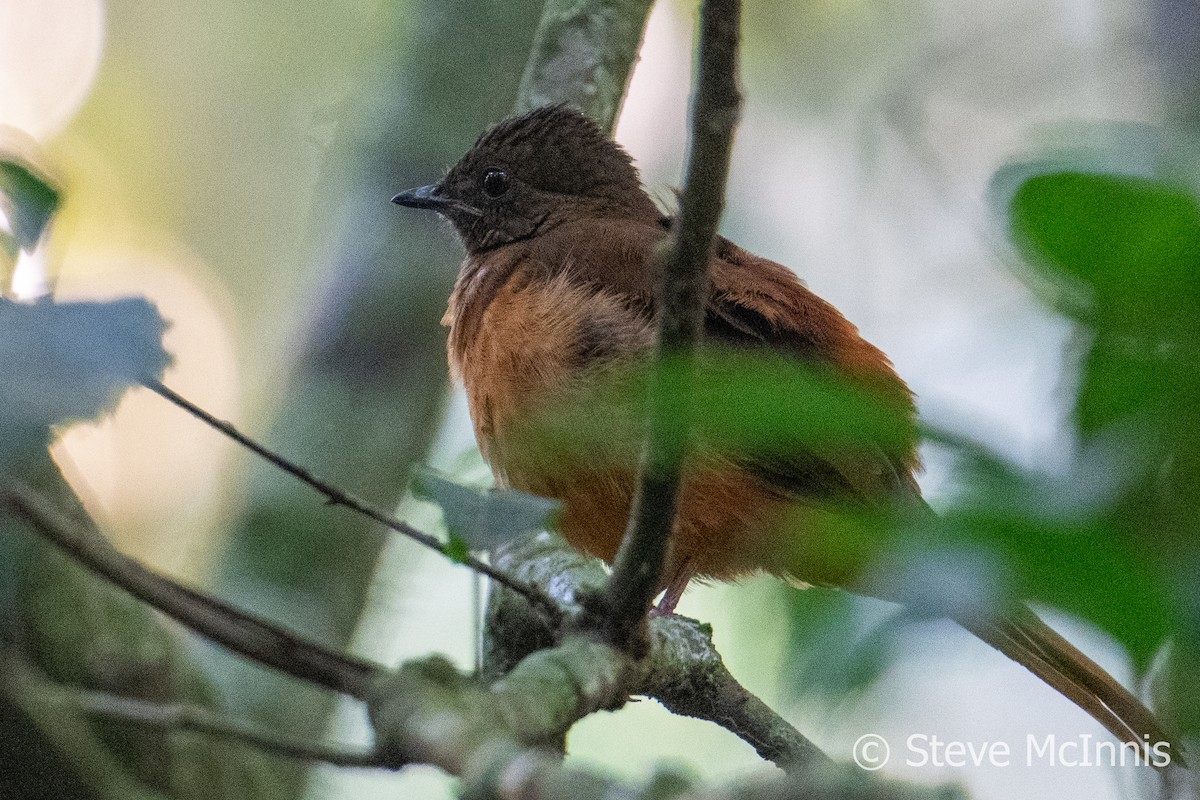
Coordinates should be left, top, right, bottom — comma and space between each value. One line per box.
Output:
392, 184, 484, 218
391, 183, 453, 211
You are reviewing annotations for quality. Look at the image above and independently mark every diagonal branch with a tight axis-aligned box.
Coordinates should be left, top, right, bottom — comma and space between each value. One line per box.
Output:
0, 481, 380, 699
644, 615, 832, 773
601, 0, 743, 649
145, 380, 561, 622
65, 690, 382, 769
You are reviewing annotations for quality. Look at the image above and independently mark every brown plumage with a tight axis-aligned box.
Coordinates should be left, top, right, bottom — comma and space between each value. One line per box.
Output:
393, 104, 1177, 760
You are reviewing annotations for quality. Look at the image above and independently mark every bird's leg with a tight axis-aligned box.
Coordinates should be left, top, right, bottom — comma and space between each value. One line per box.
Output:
651, 560, 694, 616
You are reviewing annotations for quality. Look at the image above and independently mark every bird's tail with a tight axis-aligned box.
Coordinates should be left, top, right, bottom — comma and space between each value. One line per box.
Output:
956, 603, 1183, 768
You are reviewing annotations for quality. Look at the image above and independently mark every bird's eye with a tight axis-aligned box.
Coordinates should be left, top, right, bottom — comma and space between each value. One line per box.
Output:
481, 168, 510, 198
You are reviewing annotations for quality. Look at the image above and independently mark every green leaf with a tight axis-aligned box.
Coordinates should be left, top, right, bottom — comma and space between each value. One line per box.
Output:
1008, 170, 1200, 330
912, 434, 1174, 666
0, 159, 60, 251
939, 511, 1170, 666
684, 353, 916, 456
443, 534, 472, 564
514, 351, 917, 477
410, 467, 558, 552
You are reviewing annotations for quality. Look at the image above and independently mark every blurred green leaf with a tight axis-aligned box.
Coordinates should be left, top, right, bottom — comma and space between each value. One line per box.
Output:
911, 435, 1174, 665
778, 430, 1174, 686
0, 159, 60, 251
517, 351, 916, 476
983, 161, 1200, 731
939, 511, 1170, 665
410, 467, 558, 552
686, 353, 915, 456
1009, 171, 1200, 333
444, 534, 472, 565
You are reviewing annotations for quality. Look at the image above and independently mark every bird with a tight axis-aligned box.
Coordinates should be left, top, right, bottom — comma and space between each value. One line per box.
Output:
392, 103, 1178, 761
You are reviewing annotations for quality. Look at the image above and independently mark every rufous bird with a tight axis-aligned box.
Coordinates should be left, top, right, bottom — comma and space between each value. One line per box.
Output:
393, 104, 1177, 760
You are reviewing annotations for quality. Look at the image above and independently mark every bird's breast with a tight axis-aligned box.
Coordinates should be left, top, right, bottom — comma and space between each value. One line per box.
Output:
445, 259, 654, 489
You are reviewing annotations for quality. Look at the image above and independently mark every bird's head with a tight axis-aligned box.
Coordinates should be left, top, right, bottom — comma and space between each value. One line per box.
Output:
392, 105, 657, 253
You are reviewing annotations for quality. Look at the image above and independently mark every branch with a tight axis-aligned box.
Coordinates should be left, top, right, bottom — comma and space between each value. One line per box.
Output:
602, 0, 743, 649
65, 691, 381, 769
367, 632, 941, 800
482, 531, 604, 682
515, 0, 656, 130
0, 481, 380, 700
485, 532, 830, 772
146, 380, 561, 622
369, 646, 646, 799
644, 616, 831, 773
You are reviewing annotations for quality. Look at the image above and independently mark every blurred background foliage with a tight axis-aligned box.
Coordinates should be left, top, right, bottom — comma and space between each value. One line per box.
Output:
1, 0, 1198, 799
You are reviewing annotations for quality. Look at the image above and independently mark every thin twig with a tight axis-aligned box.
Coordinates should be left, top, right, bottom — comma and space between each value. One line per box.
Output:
601, 0, 743, 649
145, 380, 561, 622
69, 690, 384, 769
0, 481, 379, 699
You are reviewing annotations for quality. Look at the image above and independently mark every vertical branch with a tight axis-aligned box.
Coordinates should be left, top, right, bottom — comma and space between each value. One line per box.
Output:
601, 0, 743, 649
515, 0, 657, 131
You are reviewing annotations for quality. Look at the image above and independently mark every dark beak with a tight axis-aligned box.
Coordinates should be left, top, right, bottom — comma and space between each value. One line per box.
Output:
392, 184, 483, 218
391, 184, 452, 211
